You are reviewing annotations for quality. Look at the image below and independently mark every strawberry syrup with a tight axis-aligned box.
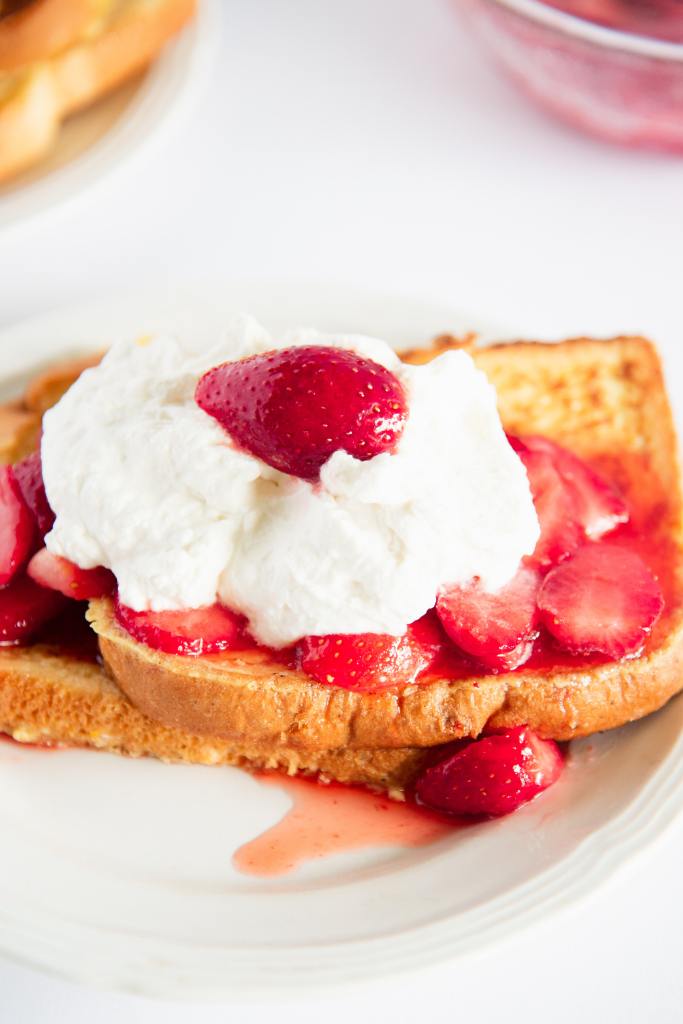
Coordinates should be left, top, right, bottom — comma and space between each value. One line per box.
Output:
232, 773, 454, 877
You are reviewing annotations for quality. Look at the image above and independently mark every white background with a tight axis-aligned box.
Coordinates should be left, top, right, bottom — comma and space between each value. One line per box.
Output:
1, 0, 682, 1019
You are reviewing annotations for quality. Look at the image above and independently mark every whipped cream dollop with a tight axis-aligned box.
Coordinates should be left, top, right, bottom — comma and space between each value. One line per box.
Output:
41, 317, 539, 648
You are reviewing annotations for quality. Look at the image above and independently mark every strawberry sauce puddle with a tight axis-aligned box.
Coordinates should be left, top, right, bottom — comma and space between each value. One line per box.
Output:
232, 773, 456, 877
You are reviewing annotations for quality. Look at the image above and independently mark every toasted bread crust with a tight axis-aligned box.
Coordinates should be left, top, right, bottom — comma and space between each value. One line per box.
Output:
22, 352, 103, 413
0, 645, 425, 792
87, 336, 683, 750
0, 0, 196, 182
91, 595, 683, 749
0, 398, 40, 463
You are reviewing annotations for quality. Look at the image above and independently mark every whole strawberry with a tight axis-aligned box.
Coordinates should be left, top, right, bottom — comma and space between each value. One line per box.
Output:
413, 726, 563, 817
195, 345, 408, 480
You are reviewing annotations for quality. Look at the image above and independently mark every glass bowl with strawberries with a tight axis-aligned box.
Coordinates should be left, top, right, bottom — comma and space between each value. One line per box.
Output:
458, 0, 683, 150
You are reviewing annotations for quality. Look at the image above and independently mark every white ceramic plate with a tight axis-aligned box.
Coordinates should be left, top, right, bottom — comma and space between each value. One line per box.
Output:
0, 0, 218, 233
0, 282, 681, 999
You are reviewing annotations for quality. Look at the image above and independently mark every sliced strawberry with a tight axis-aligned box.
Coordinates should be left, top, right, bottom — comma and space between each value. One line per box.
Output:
296, 617, 439, 692
195, 345, 408, 480
0, 466, 36, 586
521, 435, 628, 540
537, 543, 664, 659
115, 600, 245, 656
506, 433, 525, 454
0, 575, 67, 645
436, 563, 542, 672
406, 609, 450, 655
12, 451, 55, 540
27, 548, 115, 601
413, 726, 563, 817
515, 443, 583, 567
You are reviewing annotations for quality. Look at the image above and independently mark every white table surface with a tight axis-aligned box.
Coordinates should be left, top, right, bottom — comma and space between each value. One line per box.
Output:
1, 0, 682, 1019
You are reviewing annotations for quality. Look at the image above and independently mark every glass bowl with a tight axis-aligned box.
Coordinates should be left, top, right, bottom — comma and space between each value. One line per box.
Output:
460, 0, 683, 151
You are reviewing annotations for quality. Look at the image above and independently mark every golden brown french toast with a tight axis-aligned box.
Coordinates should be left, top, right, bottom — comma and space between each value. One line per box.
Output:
0, 641, 424, 792
0, 336, 680, 791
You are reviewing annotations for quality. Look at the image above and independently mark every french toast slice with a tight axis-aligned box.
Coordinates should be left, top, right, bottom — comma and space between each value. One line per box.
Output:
0, 0, 196, 183
0, 336, 681, 790
87, 336, 683, 749
0, 643, 424, 792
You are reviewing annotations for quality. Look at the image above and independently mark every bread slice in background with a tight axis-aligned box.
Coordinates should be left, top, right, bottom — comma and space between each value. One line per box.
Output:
0, 0, 196, 183
0, 336, 681, 792
0, 0, 106, 73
